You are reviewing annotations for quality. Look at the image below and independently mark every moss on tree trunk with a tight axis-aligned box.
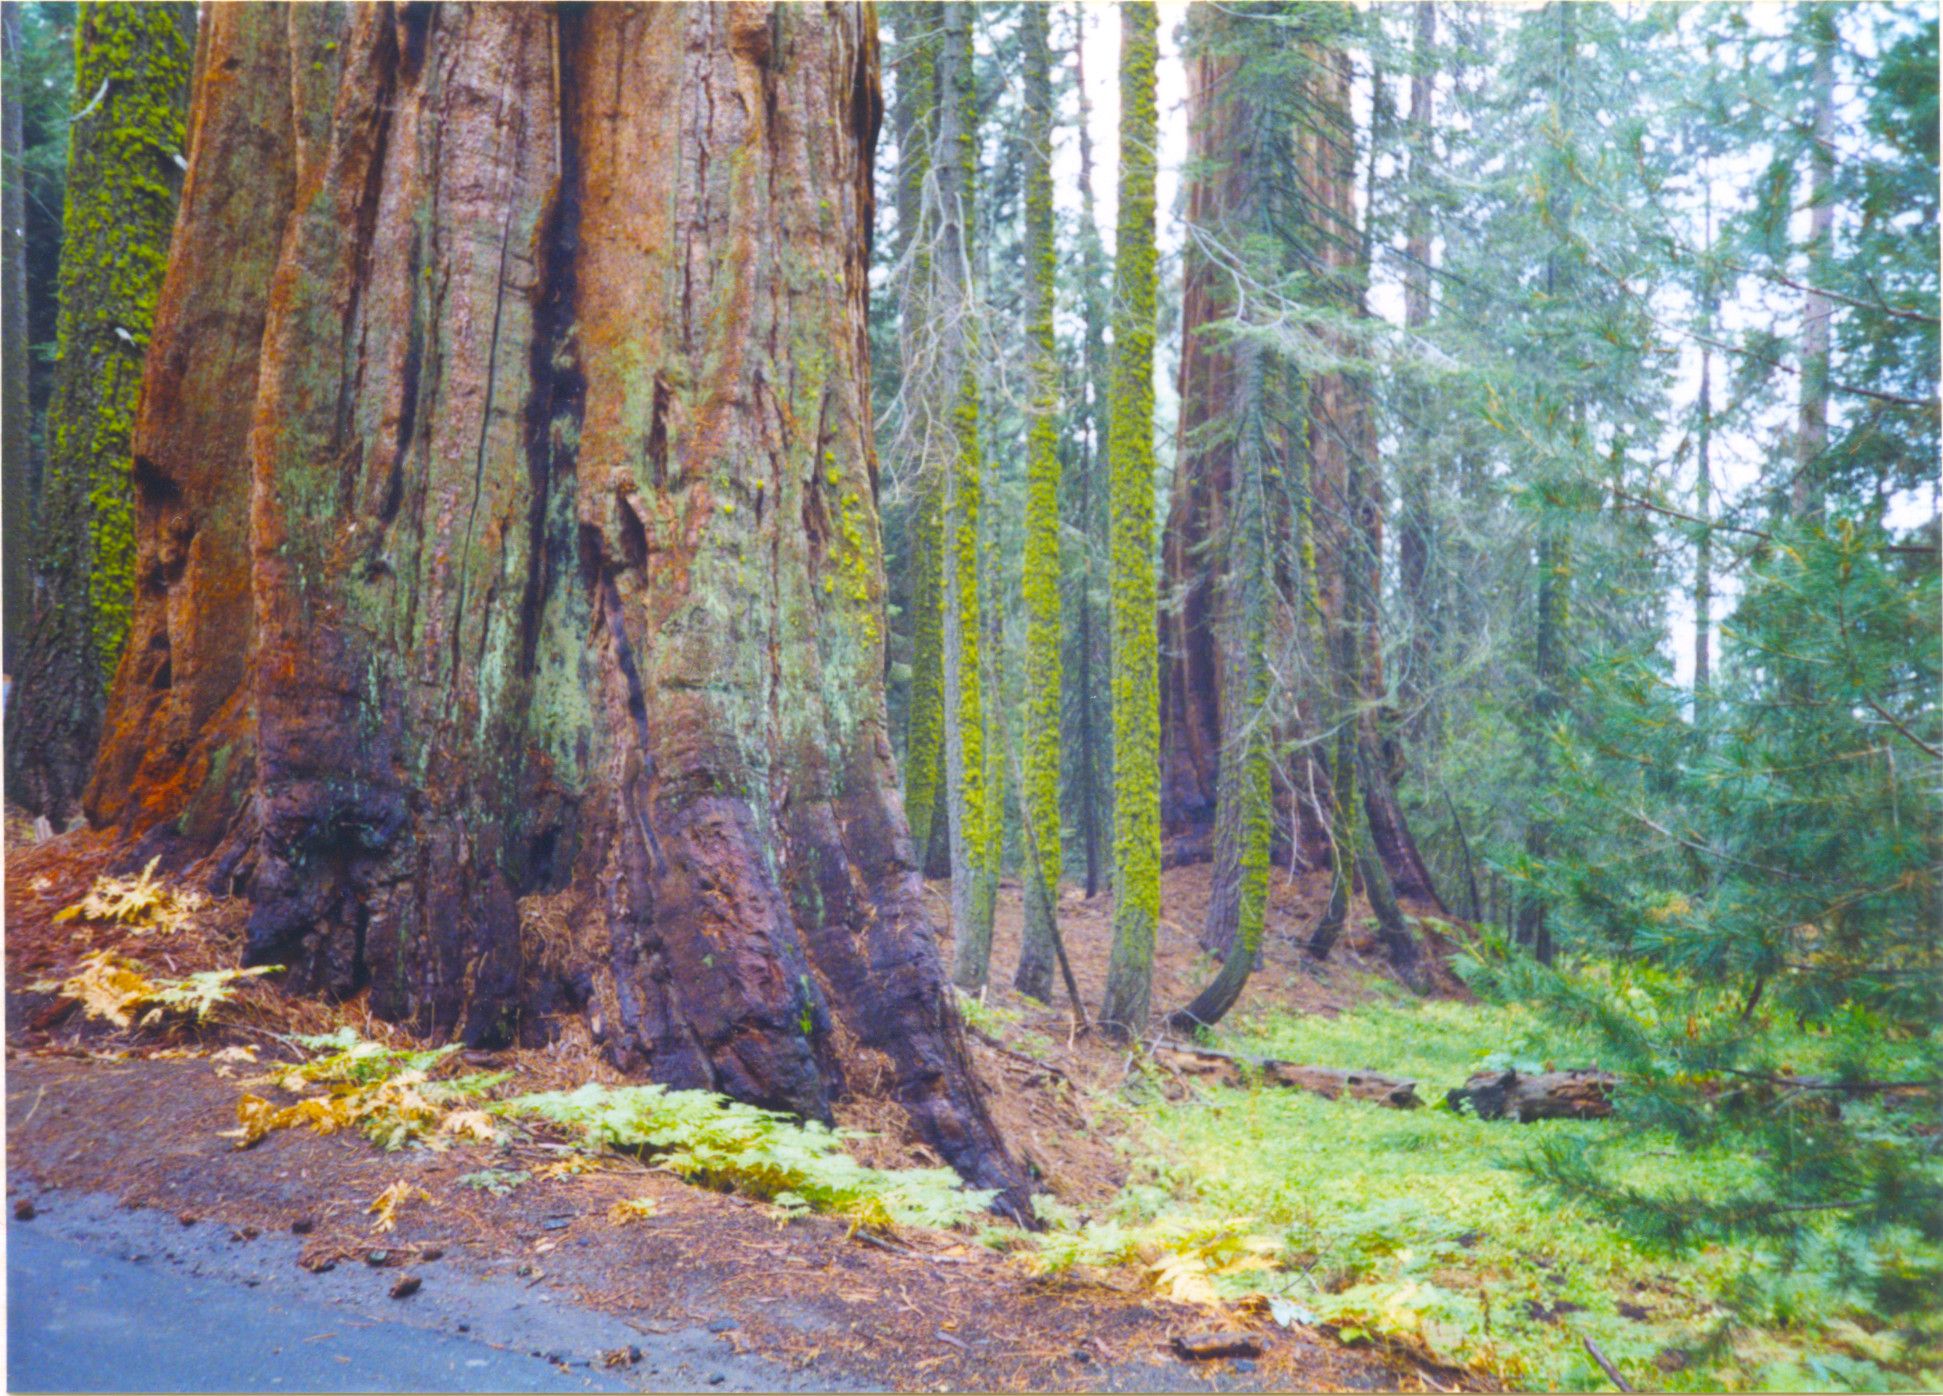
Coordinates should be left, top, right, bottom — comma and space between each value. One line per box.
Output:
934, 2, 997, 994
1013, 1, 1063, 1005
1100, 1, 1161, 1042
8, 0, 192, 823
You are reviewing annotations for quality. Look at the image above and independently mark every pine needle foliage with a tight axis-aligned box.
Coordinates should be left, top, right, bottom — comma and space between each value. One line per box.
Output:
1485, 508, 1943, 1348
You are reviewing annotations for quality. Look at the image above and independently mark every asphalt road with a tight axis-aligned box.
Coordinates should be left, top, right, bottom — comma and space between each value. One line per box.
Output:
4, 1185, 1322, 1395
5, 1190, 830, 1394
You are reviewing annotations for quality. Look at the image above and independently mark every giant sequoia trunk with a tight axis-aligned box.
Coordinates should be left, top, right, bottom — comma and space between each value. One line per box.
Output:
1293, 29, 1442, 914
1156, 32, 1240, 870
86, 2, 1024, 1208
1160, 11, 1441, 915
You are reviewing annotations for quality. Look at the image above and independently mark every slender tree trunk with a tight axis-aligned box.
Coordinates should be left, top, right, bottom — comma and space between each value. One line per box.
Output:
1100, 0, 1161, 1043
1014, 2, 1063, 1003
84, 2, 1026, 1212
936, 3, 998, 993
1519, 0, 1576, 968
1172, 336, 1273, 1032
1694, 175, 1715, 713
1795, 7, 1834, 523
1068, 5, 1111, 900
3, 6, 30, 671
894, 2, 950, 885
7, 1, 193, 824
1396, 1, 1436, 745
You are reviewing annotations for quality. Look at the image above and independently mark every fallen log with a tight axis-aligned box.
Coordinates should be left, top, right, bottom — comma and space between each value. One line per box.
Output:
1173, 1331, 1263, 1362
1445, 1068, 1616, 1122
1150, 1044, 1422, 1109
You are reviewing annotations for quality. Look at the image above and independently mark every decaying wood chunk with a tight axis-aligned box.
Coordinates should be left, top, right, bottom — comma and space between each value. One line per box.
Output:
1445, 1068, 1616, 1121
1172, 1331, 1264, 1361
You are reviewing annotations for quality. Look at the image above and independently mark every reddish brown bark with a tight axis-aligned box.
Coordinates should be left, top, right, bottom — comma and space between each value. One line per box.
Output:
1295, 39, 1442, 913
1161, 23, 1439, 915
85, 2, 1024, 1211
1156, 42, 1240, 867
90, 5, 294, 850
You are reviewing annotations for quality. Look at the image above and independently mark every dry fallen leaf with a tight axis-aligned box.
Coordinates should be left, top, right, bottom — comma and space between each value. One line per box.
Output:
607, 1196, 659, 1225
534, 1154, 610, 1181
369, 1179, 432, 1234
439, 1109, 499, 1144
53, 857, 205, 936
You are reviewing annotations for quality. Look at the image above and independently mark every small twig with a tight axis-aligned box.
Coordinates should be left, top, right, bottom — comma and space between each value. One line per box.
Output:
71, 77, 109, 122
1582, 1336, 1634, 1393
1861, 692, 1943, 760
852, 1230, 976, 1265
966, 1028, 1072, 1084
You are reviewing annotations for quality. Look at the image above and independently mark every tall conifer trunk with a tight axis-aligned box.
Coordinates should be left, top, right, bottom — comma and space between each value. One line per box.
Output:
1396, 1, 1437, 744
2, 6, 29, 669
1067, 6, 1112, 901
1157, 16, 1240, 869
1100, 1, 1161, 1042
84, 1, 1024, 1210
1014, 2, 1063, 1003
934, 2, 998, 993
892, 2, 950, 882
8, 1, 193, 824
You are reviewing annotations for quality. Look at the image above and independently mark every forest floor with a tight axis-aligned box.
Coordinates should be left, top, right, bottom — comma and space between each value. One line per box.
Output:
8, 826, 1914, 1393
3, 827, 1469, 1395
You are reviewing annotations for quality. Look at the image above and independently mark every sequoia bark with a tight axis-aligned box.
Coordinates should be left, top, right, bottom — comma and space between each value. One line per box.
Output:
85, 2, 1025, 1210
1155, 31, 1242, 866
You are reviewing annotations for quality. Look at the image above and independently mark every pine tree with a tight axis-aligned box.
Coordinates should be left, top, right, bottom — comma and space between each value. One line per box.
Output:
1794, 2, 1835, 523
1171, 331, 1274, 1033
892, 2, 950, 880
1014, 0, 1063, 1004
1064, 2, 1113, 900
938, 2, 999, 993
1100, 0, 1161, 1042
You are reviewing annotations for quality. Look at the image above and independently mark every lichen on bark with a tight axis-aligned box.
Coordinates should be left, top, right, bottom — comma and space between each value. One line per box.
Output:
1014, 0, 1063, 1004
1100, 1, 1161, 1041
934, 2, 998, 994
